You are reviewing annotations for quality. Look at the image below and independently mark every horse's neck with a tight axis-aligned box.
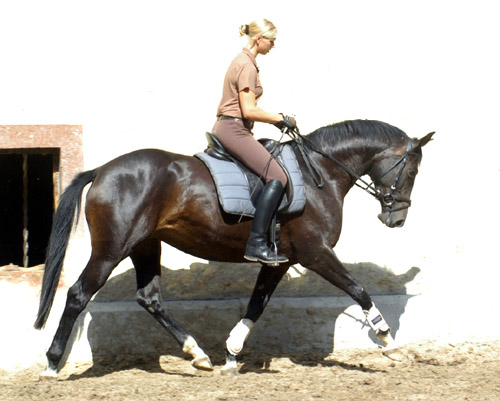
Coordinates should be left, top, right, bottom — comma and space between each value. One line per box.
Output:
328, 140, 386, 178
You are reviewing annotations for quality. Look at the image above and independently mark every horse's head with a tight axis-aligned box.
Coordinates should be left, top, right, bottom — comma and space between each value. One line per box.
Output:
371, 132, 434, 228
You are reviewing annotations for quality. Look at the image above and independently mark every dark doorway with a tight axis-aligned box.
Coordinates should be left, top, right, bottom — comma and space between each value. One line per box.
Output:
0, 149, 59, 267
0, 154, 23, 265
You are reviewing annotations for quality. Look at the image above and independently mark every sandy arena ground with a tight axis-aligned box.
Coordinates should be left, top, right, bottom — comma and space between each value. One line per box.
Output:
2, 341, 499, 401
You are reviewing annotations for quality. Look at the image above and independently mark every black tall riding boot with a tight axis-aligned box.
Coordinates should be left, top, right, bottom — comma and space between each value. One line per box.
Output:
244, 179, 289, 264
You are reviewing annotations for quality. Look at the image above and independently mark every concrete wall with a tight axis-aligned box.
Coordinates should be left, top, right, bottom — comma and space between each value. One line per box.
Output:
1, 1, 499, 372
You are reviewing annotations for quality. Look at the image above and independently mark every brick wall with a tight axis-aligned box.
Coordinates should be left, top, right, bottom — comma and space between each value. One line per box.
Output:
0, 125, 83, 190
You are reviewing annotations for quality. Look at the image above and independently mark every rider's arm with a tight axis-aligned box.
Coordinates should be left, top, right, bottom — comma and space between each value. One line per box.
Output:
239, 88, 284, 124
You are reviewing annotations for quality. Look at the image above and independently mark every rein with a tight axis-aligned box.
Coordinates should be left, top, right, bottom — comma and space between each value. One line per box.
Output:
284, 127, 414, 212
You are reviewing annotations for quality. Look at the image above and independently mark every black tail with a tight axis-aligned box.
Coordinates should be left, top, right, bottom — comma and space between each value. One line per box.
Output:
34, 169, 98, 330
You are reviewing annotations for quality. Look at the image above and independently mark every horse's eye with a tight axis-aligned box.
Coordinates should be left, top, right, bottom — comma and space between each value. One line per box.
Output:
408, 169, 417, 178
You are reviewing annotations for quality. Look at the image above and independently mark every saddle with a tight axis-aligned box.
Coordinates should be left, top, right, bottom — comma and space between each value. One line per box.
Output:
195, 133, 306, 218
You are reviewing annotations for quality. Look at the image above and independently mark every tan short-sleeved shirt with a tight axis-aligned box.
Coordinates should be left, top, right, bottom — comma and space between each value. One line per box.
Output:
216, 48, 263, 119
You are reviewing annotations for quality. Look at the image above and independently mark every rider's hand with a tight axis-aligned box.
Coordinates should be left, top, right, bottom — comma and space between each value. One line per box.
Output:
274, 114, 297, 131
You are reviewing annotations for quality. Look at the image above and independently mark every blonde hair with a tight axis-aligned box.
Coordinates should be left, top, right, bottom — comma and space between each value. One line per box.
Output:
239, 19, 278, 41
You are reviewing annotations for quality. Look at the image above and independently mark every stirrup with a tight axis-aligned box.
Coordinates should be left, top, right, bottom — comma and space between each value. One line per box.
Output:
263, 251, 289, 266
267, 216, 285, 266
266, 257, 288, 267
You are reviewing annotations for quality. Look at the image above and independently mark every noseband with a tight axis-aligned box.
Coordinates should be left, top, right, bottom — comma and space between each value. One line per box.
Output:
285, 128, 415, 213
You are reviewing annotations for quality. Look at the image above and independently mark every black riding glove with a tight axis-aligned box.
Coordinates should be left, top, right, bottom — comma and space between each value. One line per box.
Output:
274, 114, 297, 131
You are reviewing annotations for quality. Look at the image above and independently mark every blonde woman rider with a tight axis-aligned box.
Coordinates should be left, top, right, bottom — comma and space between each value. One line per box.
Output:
213, 19, 296, 264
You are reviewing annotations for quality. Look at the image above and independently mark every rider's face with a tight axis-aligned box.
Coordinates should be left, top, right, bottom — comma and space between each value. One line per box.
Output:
257, 36, 275, 55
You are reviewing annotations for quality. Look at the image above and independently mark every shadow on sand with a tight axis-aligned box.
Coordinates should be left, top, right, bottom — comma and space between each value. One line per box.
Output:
63, 261, 420, 378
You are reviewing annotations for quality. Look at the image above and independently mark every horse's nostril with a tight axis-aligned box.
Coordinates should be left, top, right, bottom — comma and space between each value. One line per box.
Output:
394, 219, 405, 228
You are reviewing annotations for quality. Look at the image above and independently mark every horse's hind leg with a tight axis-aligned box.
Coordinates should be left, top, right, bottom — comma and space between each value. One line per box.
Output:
41, 254, 122, 378
130, 239, 213, 371
223, 264, 289, 374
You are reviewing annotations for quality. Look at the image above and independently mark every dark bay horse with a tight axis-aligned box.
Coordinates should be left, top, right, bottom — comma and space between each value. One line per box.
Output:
34, 119, 434, 378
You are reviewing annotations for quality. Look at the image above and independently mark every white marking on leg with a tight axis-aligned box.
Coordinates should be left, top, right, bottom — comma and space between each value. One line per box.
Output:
182, 336, 213, 370
226, 318, 254, 356
221, 355, 238, 375
182, 335, 200, 356
39, 367, 58, 380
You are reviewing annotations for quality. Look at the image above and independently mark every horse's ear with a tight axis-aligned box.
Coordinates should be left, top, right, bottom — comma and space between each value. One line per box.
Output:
417, 131, 435, 148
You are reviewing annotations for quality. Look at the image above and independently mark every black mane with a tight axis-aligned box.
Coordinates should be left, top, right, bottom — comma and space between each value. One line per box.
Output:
308, 119, 408, 149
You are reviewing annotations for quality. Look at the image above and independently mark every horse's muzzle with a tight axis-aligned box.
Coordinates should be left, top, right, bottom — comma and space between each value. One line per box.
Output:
378, 211, 406, 228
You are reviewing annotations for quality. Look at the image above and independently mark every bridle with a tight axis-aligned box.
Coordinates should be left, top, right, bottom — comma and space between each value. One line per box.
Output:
373, 138, 415, 212
285, 128, 417, 213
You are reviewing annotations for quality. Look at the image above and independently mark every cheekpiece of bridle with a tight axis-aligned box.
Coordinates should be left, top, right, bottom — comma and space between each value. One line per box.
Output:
283, 127, 416, 213
374, 138, 415, 212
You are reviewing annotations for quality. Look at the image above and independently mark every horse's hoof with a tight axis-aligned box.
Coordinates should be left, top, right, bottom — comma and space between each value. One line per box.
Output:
220, 356, 238, 376
39, 368, 58, 380
192, 356, 214, 371
376, 329, 393, 347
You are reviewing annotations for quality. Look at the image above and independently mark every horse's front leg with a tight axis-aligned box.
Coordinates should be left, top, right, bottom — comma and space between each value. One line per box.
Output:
303, 247, 396, 348
222, 263, 289, 375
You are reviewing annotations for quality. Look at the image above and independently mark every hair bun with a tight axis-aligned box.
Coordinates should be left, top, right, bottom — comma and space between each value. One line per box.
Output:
239, 24, 250, 37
